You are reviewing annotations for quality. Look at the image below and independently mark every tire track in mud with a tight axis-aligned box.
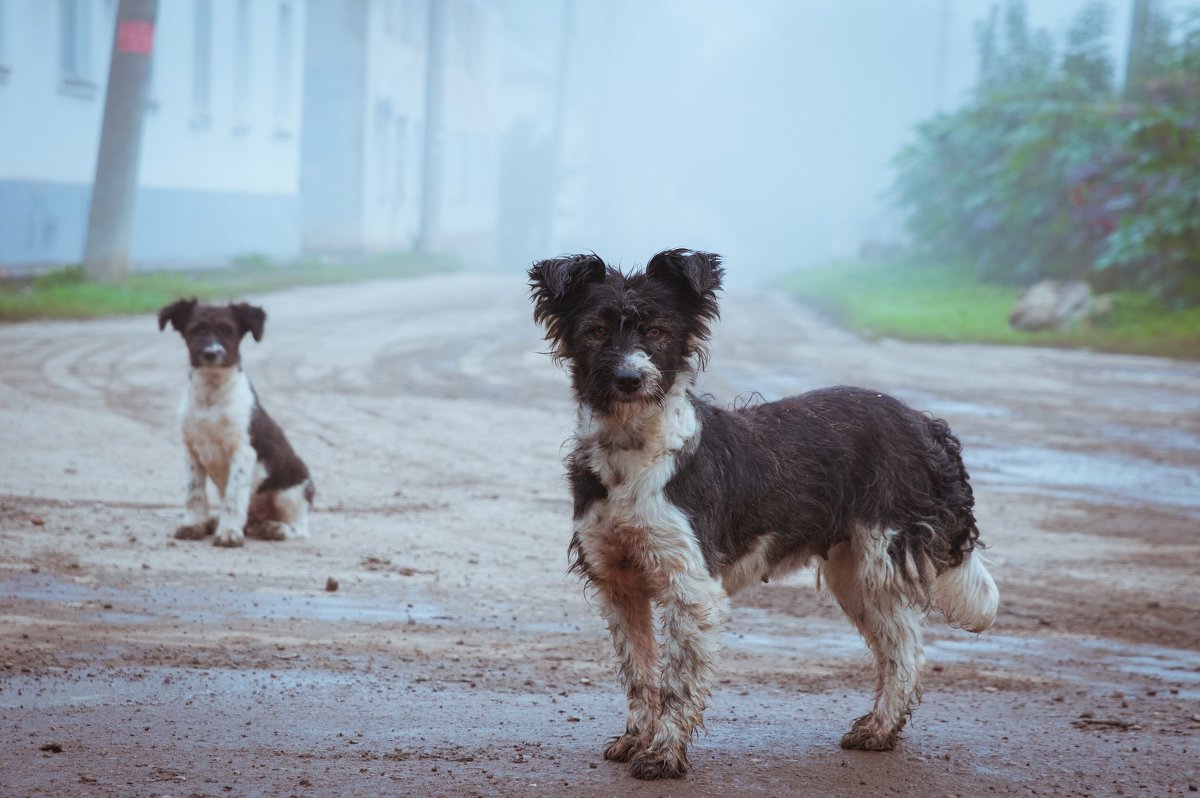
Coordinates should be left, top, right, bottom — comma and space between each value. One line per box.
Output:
2, 274, 1199, 797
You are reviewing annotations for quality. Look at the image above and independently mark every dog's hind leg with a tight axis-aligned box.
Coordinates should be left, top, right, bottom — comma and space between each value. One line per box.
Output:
631, 572, 726, 780
823, 532, 926, 751
597, 583, 659, 763
245, 481, 312, 541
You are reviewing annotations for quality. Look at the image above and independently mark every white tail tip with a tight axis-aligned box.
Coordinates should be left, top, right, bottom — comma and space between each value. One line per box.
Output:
933, 551, 998, 633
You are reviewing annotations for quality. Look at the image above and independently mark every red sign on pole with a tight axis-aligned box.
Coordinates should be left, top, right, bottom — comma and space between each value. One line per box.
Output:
118, 20, 155, 55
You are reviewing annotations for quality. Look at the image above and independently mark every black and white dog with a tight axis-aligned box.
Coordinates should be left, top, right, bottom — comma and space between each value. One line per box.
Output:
158, 298, 313, 547
529, 249, 998, 780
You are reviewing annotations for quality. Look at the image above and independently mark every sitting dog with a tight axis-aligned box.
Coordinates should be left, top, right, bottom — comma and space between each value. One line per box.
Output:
529, 249, 998, 780
158, 298, 313, 547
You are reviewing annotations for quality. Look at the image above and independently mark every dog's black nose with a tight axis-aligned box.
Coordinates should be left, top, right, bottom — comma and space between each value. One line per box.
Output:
615, 368, 642, 394
202, 350, 220, 362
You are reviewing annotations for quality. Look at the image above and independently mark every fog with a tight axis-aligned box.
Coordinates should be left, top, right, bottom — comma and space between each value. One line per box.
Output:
0, 0, 1159, 281
500, 0, 1140, 282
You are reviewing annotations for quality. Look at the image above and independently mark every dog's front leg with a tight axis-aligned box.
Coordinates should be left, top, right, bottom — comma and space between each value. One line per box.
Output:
174, 451, 215, 539
632, 570, 726, 780
213, 443, 256, 547
597, 583, 659, 763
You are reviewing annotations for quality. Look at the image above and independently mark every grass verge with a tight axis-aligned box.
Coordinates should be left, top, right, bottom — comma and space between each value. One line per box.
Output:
0, 251, 458, 322
780, 258, 1200, 360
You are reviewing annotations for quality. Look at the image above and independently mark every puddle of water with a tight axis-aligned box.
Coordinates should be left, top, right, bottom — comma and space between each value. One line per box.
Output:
969, 444, 1200, 510
727, 629, 866, 660
926, 633, 1200, 698
1074, 639, 1200, 690
893, 389, 1012, 420
0, 572, 447, 627
726, 606, 1200, 698
1103, 423, 1200, 456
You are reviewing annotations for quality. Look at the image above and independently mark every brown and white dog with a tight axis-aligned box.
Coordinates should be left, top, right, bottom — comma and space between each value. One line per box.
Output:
158, 298, 313, 547
529, 249, 998, 780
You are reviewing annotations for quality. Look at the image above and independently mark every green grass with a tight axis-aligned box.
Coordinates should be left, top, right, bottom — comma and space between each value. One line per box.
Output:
0, 251, 458, 322
780, 258, 1200, 360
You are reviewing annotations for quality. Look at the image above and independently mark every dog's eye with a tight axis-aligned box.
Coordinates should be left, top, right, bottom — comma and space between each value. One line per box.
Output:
644, 327, 664, 339
588, 325, 607, 340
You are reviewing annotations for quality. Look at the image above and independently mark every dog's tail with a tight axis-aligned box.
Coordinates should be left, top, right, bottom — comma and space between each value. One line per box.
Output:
932, 551, 998, 632
920, 416, 997, 632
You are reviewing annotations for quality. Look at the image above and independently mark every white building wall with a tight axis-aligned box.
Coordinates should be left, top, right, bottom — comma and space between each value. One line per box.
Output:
300, 0, 504, 264
0, 0, 114, 184
140, 0, 303, 195
360, 0, 426, 250
435, 0, 501, 262
0, 0, 305, 267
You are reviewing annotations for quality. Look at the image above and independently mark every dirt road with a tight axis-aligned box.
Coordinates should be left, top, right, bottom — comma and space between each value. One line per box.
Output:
1, 274, 1197, 797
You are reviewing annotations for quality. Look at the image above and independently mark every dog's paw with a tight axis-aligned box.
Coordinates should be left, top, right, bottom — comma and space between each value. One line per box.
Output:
629, 748, 688, 780
603, 733, 645, 763
244, 520, 290, 541
839, 714, 898, 751
212, 526, 245, 548
174, 518, 217, 540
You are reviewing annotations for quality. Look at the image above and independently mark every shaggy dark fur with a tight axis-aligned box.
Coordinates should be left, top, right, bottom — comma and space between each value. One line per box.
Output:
530, 248, 994, 779
569, 387, 978, 584
532, 252, 979, 587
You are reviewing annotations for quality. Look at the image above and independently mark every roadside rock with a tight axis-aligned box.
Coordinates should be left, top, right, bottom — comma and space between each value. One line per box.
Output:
1009, 280, 1093, 331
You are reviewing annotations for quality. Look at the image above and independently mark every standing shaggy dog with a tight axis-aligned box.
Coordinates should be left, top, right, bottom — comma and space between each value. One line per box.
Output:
159, 298, 313, 547
529, 249, 998, 780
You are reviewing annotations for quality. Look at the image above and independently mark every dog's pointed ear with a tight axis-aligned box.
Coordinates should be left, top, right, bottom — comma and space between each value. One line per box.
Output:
158, 298, 197, 333
645, 249, 724, 320
528, 253, 607, 341
231, 303, 266, 342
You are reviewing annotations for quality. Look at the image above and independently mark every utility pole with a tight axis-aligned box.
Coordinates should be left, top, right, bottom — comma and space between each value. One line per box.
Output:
934, 0, 950, 111
1123, 0, 1153, 99
82, 0, 158, 283
416, 0, 448, 254
545, 0, 574, 254
977, 3, 999, 89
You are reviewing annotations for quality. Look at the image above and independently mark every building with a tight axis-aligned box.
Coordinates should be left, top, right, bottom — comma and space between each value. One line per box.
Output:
301, 0, 503, 266
0, 0, 306, 271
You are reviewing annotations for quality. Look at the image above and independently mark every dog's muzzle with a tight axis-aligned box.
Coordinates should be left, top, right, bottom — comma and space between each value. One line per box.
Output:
615, 365, 643, 395
613, 351, 660, 401
201, 343, 225, 364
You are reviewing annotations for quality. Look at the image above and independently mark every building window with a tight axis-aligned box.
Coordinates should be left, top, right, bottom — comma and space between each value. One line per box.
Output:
374, 100, 392, 206
232, 0, 250, 132
401, 0, 427, 47
273, 1, 294, 134
394, 116, 408, 205
192, 0, 213, 125
0, 0, 10, 82
60, 0, 95, 92
144, 43, 159, 109
383, 0, 398, 37
447, 130, 467, 204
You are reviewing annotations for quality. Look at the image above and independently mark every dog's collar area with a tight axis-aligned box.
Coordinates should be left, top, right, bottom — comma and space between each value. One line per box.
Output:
189, 365, 246, 395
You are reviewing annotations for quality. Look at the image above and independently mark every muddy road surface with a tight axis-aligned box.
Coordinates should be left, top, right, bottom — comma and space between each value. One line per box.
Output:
1, 274, 1198, 797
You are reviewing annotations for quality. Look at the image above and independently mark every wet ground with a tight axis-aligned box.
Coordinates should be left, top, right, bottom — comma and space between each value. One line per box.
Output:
1, 274, 1198, 797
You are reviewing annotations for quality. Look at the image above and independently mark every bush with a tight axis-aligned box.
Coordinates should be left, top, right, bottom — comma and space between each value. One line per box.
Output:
893, 1, 1200, 305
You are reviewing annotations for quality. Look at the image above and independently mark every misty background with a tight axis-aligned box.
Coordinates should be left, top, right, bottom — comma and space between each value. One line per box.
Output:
0, 0, 1190, 283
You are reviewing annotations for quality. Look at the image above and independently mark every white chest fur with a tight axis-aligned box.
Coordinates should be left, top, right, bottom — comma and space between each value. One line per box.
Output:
180, 368, 256, 494
574, 379, 708, 590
